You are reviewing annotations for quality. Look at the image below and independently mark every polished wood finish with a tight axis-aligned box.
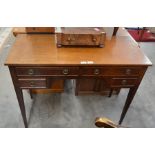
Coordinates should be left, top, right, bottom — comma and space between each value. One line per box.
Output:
15, 66, 79, 77
12, 29, 64, 94
56, 27, 106, 47
75, 79, 120, 96
18, 78, 47, 89
9, 67, 28, 128
5, 35, 151, 66
5, 34, 152, 127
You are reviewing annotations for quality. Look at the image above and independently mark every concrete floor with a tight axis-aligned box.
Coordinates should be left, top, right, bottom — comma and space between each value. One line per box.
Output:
0, 32, 155, 128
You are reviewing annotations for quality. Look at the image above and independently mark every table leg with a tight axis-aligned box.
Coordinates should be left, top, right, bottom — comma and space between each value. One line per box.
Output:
14, 87, 28, 128
108, 89, 113, 97
29, 89, 33, 99
139, 27, 146, 41
9, 67, 28, 128
113, 27, 119, 36
119, 86, 138, 125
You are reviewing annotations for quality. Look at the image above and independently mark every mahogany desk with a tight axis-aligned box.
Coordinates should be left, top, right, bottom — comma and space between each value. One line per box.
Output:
5, 34, 152, 128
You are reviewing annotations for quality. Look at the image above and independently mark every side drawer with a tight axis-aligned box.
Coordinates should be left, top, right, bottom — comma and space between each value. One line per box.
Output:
104, 67, 144, 76
18, 78, 47, 88
15, 67, 79, 77
110, 78, 138, 88
80, 67, 144, 77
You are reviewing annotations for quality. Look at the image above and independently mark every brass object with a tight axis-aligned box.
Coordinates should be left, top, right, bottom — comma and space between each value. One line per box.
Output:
95, 117, 117, 128
94, 69, 100, 75
126, 69, 131, 75
62, 69, 69, 75
121, 79, 127, 85
30, 81, 35, 87
28, 69, 34, 75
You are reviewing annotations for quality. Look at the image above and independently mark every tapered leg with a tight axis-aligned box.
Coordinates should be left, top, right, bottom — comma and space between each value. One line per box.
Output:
29, 89, 33, 99
9, 67, 28, 128
113, 27, 119, 36
119, 87, 138, 125
108, 89, 113, 97
14, 87, 28, 128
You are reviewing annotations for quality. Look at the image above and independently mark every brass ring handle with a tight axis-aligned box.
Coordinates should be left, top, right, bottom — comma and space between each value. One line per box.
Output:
28, 69, 34, 75
30, 81, 35, 87
94, 69, 100, 75
121, 80, 127, 85
125, 69, 131, 75
92, 37, 97, 42
67, 37, 71, 41
62, 69, 69, 75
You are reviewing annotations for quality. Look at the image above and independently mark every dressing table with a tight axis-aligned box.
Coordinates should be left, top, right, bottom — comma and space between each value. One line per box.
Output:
5, 34, 152, 127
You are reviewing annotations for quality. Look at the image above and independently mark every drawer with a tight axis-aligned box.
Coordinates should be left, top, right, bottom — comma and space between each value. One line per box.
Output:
18, 78, 47, 88
104, 67, 143, 76
110, 78, 138, 87
80, 67, 103, 76
61, 34, 101, 45
15, 67, 79, 77
80, 67, 143, 77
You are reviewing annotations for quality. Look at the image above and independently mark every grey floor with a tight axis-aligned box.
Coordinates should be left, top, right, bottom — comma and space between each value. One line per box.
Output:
0, 33, 155, 128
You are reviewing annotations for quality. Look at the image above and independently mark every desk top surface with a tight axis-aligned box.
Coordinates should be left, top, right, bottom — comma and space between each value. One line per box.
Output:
5, 34, 152, 66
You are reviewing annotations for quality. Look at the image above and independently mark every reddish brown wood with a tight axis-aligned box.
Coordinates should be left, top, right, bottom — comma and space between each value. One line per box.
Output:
9, 67, 28, 128
75, 79, 121, 96
15, 67, 79, 77
55, 27, 106, 47
18, 78, 47, 89
26, 27, 55, 33
5, 34, 152, 127
119, 86, 138, 124
113, 27, 119, 36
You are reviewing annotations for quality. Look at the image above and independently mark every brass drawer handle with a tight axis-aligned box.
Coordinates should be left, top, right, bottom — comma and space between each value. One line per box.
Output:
92, 37, 97, 42
94, 69, 100, 75
126, 69, 131, 75
121, 80, 127, 85
62, 69, 69, 75
30, 81, 35, 87
67, 37, 71, 41
28, 69, 34, 75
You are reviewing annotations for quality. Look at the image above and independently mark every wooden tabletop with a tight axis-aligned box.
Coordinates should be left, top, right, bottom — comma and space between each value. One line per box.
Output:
5, 34, 152, 66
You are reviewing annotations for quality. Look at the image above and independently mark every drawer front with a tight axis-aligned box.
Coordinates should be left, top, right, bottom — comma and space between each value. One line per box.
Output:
104, 67, 143, 76
80, 67, 103, 76
18, 78, 47, 88
62, 34, 101, 45
15, 67, 79, 77
110, 78, 138, 87
80, 67, 143, 77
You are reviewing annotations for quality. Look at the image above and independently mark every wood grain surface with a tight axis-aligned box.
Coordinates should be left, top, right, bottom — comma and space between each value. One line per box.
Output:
5, 34, 152, 66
